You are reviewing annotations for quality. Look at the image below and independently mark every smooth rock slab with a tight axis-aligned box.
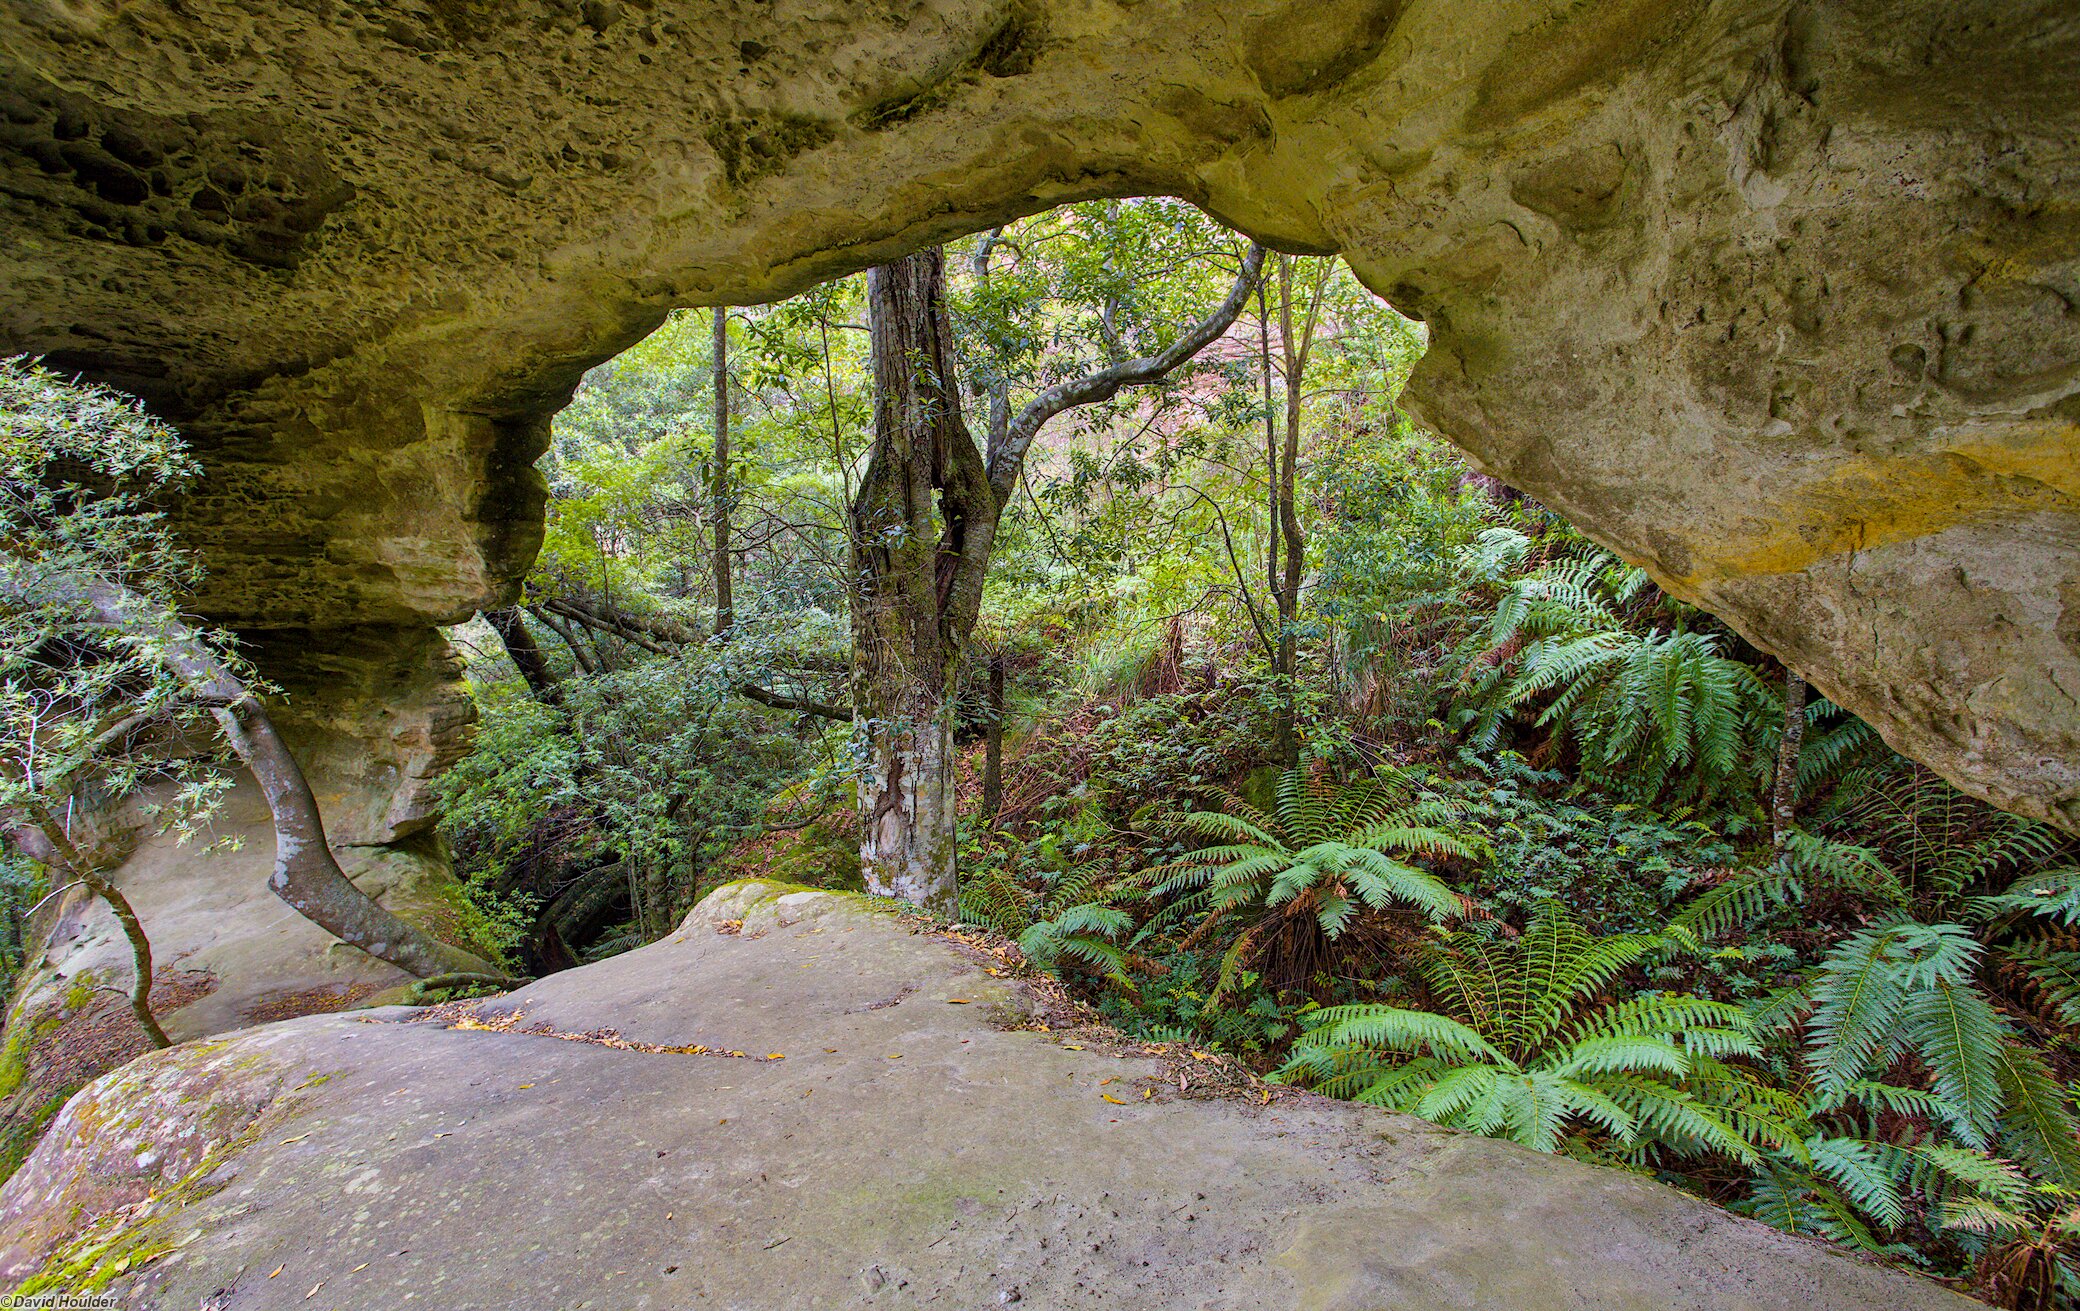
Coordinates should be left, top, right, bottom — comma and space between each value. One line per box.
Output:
0, 882, 1979, 1310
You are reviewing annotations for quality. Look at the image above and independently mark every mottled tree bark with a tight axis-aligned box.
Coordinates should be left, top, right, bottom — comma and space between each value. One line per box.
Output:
1773, 672, 1807, 851
712, 305, 735, 639
853, 250, 997, 915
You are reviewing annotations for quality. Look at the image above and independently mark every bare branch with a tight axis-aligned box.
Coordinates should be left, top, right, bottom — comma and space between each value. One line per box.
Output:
738, 683, 852, 722
987, 243, 1267, 499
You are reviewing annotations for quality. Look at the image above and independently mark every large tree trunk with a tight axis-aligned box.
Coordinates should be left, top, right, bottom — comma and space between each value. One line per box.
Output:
711, 305, 735, 639
852, 249, 999, 915
846, 242, 1262, 910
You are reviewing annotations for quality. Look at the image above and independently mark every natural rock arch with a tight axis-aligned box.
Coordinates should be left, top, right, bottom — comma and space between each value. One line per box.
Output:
1, 0, 2074, 838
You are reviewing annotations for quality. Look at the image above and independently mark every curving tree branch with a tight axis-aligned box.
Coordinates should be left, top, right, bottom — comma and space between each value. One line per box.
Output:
6, 565, 502, 981
984, 243, 1267, 500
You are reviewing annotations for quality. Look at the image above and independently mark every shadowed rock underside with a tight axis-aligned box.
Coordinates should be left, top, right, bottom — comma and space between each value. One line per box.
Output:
0, 0, 2073, 835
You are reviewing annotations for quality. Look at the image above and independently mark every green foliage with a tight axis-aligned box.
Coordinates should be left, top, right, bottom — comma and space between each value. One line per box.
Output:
419, 195, 2080, 1304
1098, 948, 1296, 1056
437, 638, 823, 955
1150, 766, 1473, 996
1276, 904, 1784, 1159
1671, 829, 1908, 941
0, 359, 242, 936
1791, 915, 2080, 1173
959, 861, 1133, 983
1419, 749, 1733, 933
0, 848, 45, 999
1450, 538, 1778, 811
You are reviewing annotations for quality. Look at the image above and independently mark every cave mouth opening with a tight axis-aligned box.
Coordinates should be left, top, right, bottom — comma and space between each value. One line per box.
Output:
440, 196, 1423, 973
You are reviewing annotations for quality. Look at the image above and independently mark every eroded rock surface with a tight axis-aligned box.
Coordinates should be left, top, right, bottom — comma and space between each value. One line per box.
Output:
0, 758, 473, 1182
0, 882, 1980, 1309
0, 0, 2073, 831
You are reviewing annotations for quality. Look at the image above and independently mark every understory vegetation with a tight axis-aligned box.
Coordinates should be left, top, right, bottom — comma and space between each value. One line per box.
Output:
387, 201, 2078, 1306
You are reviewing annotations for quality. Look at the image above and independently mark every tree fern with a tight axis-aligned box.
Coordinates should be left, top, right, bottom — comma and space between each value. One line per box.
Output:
1972, 866, 2080, 929
1449, 539, 1777, 808
1147, 767, 1474, 994
1905, 977, 2006, 1149
1805, 920, 1916, 1098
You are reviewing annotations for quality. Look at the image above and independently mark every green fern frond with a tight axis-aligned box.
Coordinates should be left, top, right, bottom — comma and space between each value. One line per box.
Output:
1807, 922, 1913, 1098
1988, 1037, 2080, 1188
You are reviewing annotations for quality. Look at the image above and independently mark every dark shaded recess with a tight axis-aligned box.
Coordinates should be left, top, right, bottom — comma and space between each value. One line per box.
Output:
1246, 0, 1410, 99
474, 411, 556, 604
703, 110, 837, 188
0, 77, 353, 272
976, 6, 1044, 77
855, 6, 1048, 131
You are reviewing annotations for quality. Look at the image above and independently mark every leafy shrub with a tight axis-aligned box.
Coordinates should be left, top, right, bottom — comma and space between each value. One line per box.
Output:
959, 861, 1133, 983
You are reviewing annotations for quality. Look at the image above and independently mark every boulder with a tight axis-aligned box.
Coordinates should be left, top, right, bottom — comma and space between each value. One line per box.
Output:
0, 882, 1981, 1309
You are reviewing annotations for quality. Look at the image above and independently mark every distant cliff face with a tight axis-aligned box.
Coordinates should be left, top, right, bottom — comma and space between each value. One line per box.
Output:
0, 0, 2073, 830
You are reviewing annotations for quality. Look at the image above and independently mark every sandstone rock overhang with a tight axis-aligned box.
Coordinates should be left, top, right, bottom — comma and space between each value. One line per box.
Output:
0, 882, 1984, 1308
0, 0, 2074, 831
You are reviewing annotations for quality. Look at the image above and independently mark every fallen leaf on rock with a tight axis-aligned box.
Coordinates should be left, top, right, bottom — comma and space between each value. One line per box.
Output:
1100, 1094, 1127, 1105
278, 1134, 309, 1145
765, 1053, 785, 1060
268, 1266, 283, 1279
946, 998, 970, 1004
